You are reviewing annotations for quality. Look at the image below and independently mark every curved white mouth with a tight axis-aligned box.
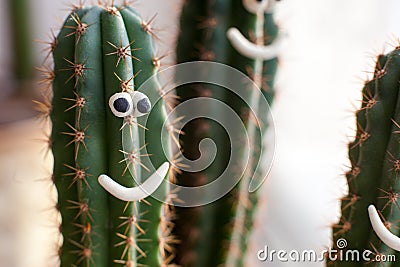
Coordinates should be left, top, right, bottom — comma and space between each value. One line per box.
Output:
368, 205, 400, 251
227, 28, 284, 60
98, 162, 170, 202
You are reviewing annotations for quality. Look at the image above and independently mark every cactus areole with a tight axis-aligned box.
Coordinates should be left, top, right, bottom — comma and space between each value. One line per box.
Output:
50, 3, 173, 266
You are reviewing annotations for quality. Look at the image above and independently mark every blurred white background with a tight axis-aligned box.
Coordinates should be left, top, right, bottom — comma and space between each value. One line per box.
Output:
1, 0, 400, 266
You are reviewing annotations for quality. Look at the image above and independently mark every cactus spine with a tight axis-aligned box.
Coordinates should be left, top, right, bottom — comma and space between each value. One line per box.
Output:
332, 48, 400, 266
49, 2, 174, 266
174, 1, 279, 266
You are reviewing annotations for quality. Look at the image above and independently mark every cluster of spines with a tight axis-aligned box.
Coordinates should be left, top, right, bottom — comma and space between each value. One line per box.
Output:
331, 46, 400, 266
34, 1, 179, 266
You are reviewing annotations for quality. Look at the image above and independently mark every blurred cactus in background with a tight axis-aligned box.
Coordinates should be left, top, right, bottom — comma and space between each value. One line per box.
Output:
173, 0, 280, 266
8, 0, 34, 86
331, 48, 400, 266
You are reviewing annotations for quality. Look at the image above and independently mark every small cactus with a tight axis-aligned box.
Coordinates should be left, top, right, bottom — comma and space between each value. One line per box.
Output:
332, 48, 400, 266
47, 2, 174, 266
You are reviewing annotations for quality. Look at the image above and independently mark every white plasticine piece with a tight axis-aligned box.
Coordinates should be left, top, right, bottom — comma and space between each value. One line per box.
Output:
242, 0, 270, 14
98, 162, 169, 202
227, 28, 284, 61
368, 205, 400, 252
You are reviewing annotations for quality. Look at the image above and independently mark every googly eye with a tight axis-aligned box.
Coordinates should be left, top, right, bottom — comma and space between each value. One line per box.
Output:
242, 0, 270, 14
109, 92, 134, 118
130, 91, 152, 118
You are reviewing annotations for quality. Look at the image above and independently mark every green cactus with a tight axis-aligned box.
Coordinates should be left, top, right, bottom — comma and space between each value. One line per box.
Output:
47, 2, 174, 266
173, 0, 280, 266
331, 48, 400, 266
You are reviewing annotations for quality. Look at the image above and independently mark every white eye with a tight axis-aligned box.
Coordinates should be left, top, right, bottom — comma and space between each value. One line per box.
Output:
243, 0, 270, 14
109, 92, 134, 118
130, 91, 151, 118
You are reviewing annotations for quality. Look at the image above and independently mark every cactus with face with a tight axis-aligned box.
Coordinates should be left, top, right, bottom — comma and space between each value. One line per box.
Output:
45, 2, 174, 266
173, 0, 281, 266
331, 48, 400, 266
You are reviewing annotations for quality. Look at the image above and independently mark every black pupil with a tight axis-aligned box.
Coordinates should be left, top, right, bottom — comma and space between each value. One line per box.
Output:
137, 98, 151, 114
114, 98, 130, 113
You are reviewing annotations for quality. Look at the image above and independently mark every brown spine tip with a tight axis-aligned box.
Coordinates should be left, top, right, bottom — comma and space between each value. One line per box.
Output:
60, 58, 90, 88
332, 217, 352, 236
64, 13, 90, 44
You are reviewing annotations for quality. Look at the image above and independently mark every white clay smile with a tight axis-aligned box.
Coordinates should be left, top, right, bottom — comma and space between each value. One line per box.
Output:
368, 205, 400, 251
98, 162, 170, 202
227, 0, 282, 61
